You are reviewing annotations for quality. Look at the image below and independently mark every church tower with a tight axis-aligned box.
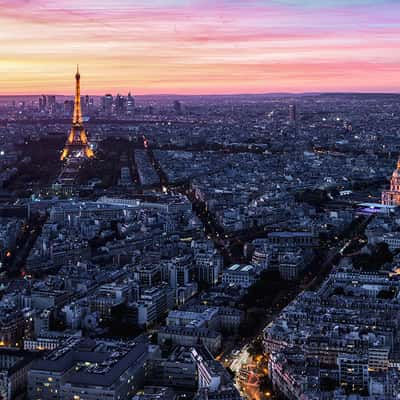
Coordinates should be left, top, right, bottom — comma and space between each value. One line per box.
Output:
382, 158, 400, 206
60, 66, 94, 161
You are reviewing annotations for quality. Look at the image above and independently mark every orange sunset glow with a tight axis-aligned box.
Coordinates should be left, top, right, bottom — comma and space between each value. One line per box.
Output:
1, 0, 400, 95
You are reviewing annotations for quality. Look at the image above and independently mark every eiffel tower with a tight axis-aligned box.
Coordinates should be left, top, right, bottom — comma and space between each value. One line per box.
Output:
60, 66, 94, 161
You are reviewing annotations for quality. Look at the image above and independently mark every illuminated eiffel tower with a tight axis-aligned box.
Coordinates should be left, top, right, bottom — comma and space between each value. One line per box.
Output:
60, 66, 94, 161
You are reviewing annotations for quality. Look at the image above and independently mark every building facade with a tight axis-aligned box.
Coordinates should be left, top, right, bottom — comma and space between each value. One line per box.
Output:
382, 158, 400, 206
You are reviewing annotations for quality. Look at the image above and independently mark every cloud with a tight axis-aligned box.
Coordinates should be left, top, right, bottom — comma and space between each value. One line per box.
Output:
0, 0, 400, 94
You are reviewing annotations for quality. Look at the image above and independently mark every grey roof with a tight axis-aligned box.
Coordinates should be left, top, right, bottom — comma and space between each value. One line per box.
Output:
30, 339, 147, 388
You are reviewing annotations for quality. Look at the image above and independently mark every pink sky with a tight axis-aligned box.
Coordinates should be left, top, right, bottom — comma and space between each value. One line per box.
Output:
1, 0, 400, 95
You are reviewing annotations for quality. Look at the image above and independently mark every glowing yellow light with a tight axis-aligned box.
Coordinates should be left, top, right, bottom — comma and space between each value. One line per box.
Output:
60, 68, 94, 161
60, 148, 68, 161
85, 147, 94, 158
68, 130, 74, 144
80, 130, 88, 144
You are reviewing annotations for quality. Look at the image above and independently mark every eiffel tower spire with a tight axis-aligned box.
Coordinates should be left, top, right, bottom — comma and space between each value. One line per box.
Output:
73, 64, 82, 126
60, 67, 94, 161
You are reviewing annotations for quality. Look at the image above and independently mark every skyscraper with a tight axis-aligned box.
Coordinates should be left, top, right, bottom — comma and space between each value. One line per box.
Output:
127, 92, 135, 115
102, 94, 113, 116
173, 100, 184, 115
289, 104, 297, 122
115, 94, 126, 115
60, 66, 94, 161
38, 95, 47, 112
47, 95, 56, 109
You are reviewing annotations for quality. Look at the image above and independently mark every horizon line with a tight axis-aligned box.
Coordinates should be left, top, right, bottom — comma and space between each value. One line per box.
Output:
1, 91, 400, 98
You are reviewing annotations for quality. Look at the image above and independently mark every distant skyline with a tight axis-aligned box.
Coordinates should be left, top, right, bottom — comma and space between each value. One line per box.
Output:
1, 0, 400, 95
